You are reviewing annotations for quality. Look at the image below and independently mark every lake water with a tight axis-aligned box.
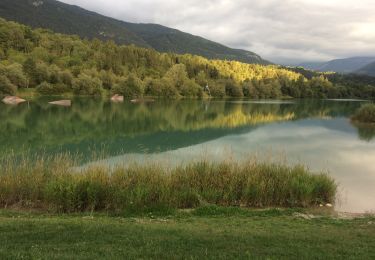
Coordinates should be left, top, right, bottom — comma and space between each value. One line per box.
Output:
1, 98, 374, 213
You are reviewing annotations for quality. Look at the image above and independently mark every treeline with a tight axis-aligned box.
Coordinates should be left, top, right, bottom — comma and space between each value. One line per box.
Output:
289, 67, 375, 99
1, 18, 375, 99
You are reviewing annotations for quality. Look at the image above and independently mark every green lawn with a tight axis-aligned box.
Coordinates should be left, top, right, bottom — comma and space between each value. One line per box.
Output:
0, 207, 374, 259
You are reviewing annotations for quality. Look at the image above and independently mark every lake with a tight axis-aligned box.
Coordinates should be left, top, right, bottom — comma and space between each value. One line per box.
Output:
1, 98, 374, 213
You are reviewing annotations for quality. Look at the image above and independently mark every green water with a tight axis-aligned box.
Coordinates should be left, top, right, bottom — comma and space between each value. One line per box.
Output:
1, 98, 374, 213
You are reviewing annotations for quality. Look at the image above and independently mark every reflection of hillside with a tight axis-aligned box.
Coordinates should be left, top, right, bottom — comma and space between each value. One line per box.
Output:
193, 109, 295, 129
0, 99, 366, 156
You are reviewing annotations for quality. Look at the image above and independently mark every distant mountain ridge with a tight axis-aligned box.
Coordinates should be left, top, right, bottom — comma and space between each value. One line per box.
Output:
299, 57, 375, 74
356, 61, 375, 77
0, 0, 269, 64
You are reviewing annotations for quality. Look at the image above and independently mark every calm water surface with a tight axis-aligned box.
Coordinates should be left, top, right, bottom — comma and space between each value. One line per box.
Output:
1, 98, 374, 213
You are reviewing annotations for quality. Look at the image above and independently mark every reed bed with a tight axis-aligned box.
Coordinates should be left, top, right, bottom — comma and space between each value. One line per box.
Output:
0, 154, 337, 213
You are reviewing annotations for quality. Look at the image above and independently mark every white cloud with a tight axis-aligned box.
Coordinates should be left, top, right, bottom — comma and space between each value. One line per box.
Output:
59, 0, 375, 64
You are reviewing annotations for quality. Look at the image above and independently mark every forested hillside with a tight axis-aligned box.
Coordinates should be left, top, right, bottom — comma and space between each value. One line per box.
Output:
0, 18, 374, 99
0, 0, 268, 64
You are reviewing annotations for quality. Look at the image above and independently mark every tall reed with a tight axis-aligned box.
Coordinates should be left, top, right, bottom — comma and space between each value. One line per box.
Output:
0, 154, 336, 213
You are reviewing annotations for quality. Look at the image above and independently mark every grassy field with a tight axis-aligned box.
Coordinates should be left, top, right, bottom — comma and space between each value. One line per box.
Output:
0, 207, 374, 259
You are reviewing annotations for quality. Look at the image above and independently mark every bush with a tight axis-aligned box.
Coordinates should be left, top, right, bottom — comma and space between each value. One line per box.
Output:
36, 82, 70, 95
144, 78, 180, 98
160, 80, 180, 98
0, 63, 28, 88
60, 70, 73, 87
112, 74, 144, 98
180, 79, 203, 97
99, 70, 116, 90
163, 64, 189, 89
225, 81, 243, 97
209, 82, 226, 98
0, 75, 17, 95
145, 78, 162, 96
33, 62, 50, 85
48, 64, 62, 84
352, 104, 375, 123
72, 73, 103, 96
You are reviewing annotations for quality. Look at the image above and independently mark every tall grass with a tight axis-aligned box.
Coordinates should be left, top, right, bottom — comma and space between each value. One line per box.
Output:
0, 154, 337, 213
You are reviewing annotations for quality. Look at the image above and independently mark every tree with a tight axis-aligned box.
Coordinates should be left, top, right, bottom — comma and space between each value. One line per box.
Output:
195, 71, 208, 87
36, 81, 70, 95
23, 57, 37, 79
180, 79, 203, 97
60, 70, 73, 87
0, 63, 27, 88
0, 18, 374, 99
209, 81, 226, 98
112, 74, 144, 98
163, 64, 189, 90
225, 80, 243, 97
0, 75, 17, 95
99, 70, 116, 90
72, 73, 103, 95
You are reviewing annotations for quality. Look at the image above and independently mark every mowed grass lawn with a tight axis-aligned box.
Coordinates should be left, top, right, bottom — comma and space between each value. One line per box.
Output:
0, 207, 374, 259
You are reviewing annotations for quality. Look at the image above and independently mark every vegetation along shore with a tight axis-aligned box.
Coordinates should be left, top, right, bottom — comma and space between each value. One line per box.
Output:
2, 154, 373, 259
352, 103, 375, 124
0, 154, 336, 213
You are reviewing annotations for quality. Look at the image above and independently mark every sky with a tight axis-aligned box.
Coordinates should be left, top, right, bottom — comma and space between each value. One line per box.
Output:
59, 0, 375, 64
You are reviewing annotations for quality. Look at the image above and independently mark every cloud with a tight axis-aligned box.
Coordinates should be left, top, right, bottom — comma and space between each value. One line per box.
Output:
59, 0, 375, 64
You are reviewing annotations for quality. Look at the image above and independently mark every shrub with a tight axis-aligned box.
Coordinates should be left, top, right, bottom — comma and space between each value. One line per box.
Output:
112, 74, 144, 98
72, 73, 103, 96
60, 70, 73, 87
33, 62, 50, 85
145, 78, 180, 98
180, 79, 203, 97
99, 70, 116, 90
163, 64, 189, 89
352, 104, 375, 123
145, 78, 162, 96
36, 82, 70, 95
209, 82, 226, 98
160, 81, 180, 98
0, 63, 28, 88
225, 81, 243, 97
0, 75, 17, 95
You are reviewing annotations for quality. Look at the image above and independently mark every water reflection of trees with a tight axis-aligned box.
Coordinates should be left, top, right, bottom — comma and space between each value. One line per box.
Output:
0, 99, 366, 155
350, 121, 375, 141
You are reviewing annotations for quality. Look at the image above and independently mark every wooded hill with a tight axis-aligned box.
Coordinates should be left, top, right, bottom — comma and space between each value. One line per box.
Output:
0, 0, 268, 65
0, 18, 374, 99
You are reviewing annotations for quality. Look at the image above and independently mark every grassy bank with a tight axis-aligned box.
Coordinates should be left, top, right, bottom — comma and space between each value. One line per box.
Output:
0, 207, 374, 259
0, 154, 336, 213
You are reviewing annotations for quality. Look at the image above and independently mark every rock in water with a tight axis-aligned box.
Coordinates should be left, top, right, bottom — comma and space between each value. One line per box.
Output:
2, 96, 26, 105
48, 100, 71, 107
111, 94, 124, 102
